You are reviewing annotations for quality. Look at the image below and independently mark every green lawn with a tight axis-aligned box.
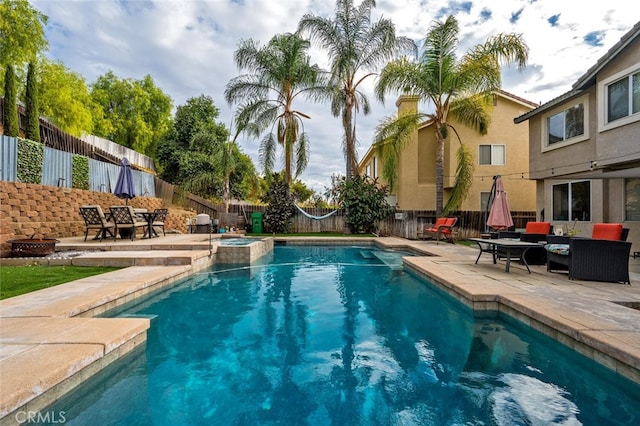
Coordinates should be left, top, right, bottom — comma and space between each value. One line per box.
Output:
0, 265, 121, 300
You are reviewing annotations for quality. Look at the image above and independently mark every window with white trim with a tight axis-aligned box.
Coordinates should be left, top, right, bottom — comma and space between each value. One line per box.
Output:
478, 144, 505, 165
606, 71, 640, 123
547, 102, 584, 145
552, 181, 590, 221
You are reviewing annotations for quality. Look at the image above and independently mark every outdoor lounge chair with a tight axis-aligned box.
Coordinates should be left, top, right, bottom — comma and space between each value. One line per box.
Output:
545, 223, 631, 284
152, 208, 168, 236
79, 205, 115, 241
109, 205, 147, 240
420, 217, 458, 244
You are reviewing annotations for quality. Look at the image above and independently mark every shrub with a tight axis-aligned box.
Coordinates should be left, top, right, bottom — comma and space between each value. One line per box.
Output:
338, 176, 394, 234
17, 138, 43, 184
262, 172, 295, 233
72, 154, 89, 189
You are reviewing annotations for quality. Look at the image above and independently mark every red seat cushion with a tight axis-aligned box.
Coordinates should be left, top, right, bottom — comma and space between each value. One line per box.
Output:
525, 222, 551, 234
591, 223, 623, 240
425, 218, 447, 232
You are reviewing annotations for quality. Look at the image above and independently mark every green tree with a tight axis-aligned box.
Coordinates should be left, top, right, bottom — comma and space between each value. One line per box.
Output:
178, 124, 259, 206
35, 58, 94, 136
290, 179, 313, 204
0, 0, 48, 87
3, 64, 19, 137
90, 71, 172, 156
374, 15, 528, 215
225, 33, 322, 185
24, 62, 40, 142
297, 0, 415, 179
173, 94, 221, 149
156, 95, 225, 183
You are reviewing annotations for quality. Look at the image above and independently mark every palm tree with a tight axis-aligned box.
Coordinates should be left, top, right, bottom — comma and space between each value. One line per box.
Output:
297, 0, 416, 180
181, 128, 245, 213
374, 15, 528, 215
225, 33, 321, 186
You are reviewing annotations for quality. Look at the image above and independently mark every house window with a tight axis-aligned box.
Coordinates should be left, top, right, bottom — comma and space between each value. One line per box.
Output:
607, 71, 640, 123
547, 103, 584, 145
625, 178, 640, 221
479, 145, 505, 165
365, 164, 371, 177
552, 181, 590, 221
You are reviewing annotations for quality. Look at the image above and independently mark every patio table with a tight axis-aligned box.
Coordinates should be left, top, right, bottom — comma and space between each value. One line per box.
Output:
468, 238, 545, 273
139, 211, 159, 239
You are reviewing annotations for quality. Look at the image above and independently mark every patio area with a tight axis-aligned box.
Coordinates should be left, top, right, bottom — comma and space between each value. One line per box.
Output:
1, 235, 640, 423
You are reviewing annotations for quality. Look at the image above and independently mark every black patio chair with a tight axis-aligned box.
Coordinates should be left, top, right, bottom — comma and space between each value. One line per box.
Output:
109, 206, 147, 240
79, 205, 115, 241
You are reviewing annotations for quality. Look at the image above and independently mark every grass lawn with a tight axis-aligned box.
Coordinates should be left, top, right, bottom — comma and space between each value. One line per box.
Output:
0, 265, 121, 300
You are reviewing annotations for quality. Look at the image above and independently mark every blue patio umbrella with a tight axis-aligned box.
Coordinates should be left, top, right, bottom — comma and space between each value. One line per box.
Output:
113, 157, 136, 204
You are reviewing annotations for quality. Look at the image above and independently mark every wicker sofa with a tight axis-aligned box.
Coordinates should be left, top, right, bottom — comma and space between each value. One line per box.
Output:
545, 224, 631, 284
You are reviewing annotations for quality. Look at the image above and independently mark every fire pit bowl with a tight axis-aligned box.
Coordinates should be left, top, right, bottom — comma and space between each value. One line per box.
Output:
8, 237, 59, 257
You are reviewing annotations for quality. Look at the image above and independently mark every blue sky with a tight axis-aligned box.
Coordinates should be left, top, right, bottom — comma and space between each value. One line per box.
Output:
31, 0, 637, 193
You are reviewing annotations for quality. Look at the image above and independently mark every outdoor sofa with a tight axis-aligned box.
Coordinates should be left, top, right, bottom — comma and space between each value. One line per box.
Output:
545, 223, 631, 284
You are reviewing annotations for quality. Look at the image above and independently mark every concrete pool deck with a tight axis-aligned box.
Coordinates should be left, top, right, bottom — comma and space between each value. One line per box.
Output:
1, 234, 640, 423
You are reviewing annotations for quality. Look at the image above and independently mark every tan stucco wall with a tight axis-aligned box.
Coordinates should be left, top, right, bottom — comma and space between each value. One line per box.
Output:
380, 93, 537, 211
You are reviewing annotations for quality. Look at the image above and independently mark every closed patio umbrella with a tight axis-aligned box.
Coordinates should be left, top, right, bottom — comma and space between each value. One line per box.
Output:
487, 175, 514, 231
113, 157, 136, 204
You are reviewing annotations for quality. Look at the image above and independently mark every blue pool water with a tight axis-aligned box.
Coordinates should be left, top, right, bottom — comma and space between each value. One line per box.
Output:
46, 246, 640, 425
219, 237, 261, 246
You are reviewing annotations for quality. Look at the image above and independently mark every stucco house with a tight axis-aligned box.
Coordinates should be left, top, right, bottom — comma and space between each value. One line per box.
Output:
514, 20, 640, 246
359, 90, 538, 212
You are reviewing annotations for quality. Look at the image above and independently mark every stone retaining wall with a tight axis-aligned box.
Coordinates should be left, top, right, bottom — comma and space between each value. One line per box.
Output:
0, 181, 192, 257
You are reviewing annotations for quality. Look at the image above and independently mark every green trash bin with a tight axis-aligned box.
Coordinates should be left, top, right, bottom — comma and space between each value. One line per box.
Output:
251, 212, 264, 234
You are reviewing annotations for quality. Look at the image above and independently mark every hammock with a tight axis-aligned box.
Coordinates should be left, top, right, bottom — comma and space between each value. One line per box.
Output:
295, 204, 338, 220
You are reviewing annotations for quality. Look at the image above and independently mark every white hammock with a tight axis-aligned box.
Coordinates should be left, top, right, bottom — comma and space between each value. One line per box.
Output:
295, 204, 338, 220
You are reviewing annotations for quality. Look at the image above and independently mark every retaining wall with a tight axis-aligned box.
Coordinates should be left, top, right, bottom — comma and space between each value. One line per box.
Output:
0, 181, 191, 257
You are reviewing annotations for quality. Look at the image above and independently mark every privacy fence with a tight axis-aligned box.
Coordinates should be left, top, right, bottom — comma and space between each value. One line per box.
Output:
153, 177, 536, 237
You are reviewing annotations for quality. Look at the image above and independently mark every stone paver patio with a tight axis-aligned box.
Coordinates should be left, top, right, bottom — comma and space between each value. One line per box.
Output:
1, 234, 639, 423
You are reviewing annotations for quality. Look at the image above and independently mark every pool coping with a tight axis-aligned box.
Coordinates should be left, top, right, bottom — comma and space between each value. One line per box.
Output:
1, 235, 640, 423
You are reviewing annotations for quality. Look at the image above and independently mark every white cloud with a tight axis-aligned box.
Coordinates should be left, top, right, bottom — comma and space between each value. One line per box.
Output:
32, 0, 637, 193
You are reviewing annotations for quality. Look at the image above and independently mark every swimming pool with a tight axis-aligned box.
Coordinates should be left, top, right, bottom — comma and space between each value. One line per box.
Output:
46, 246, 640, 424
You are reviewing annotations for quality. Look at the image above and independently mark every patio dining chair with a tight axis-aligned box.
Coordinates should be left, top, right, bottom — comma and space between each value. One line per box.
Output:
109, 205, 147, 240
79, 205, 115, 241
152, 208, 168, 237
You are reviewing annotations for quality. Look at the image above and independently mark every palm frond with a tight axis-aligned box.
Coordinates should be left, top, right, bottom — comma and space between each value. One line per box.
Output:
259, 133, 277, 175
449, 94, 492, 135
295, 131, 310, 179
443, 143, 475, 215
373, 111, 426, 190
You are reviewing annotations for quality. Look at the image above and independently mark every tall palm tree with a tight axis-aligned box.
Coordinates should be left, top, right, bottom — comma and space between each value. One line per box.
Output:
297, 0, 416, 180
225, 33, 321, 186
374, 15, 528, 215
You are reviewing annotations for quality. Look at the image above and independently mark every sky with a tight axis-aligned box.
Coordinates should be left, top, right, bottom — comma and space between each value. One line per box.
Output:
30, 0, 637, 193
